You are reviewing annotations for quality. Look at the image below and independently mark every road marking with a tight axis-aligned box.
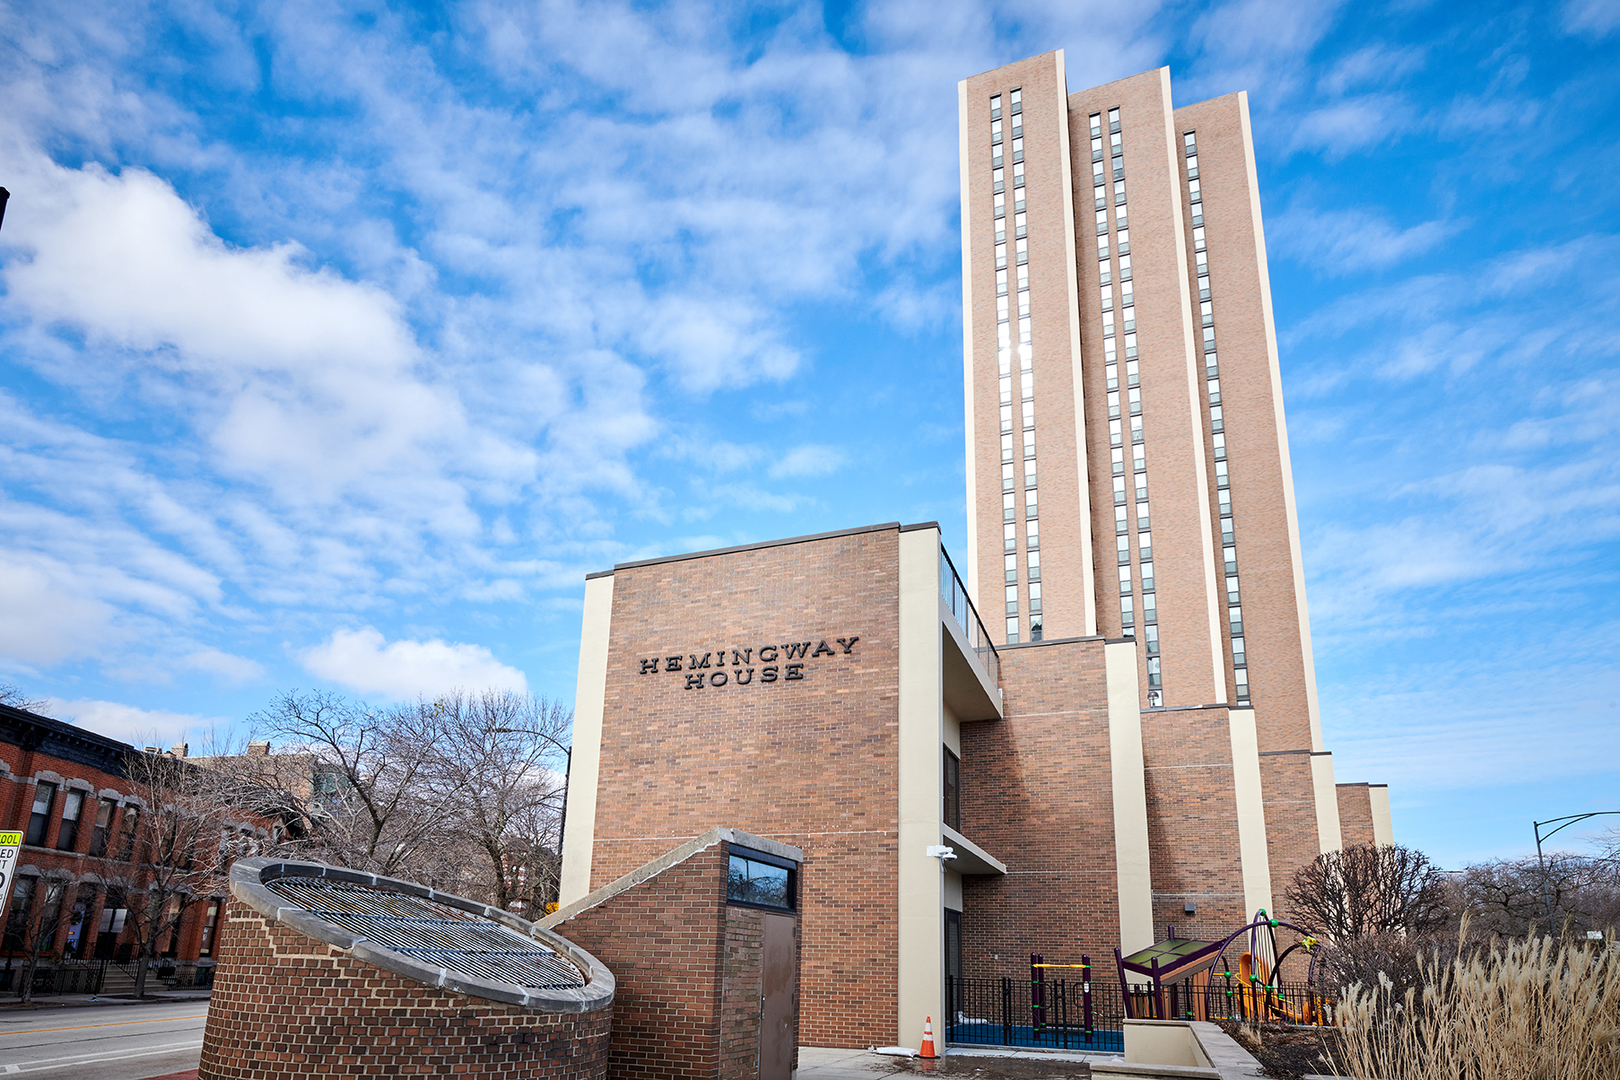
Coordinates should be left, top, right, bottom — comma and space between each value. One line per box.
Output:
2, 1040, 203, 1073
0, 1015, 206, 1036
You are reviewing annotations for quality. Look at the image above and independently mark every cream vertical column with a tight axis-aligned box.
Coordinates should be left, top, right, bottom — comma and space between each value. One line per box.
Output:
1051, 49, 1098, 637
558, 572, 614, 907
1227, 707, 1274, 917
1310, 751, 1345, 854
897, 526, 945, 1047
958, 79, 981, 611
1369, 785, 1394, 846
1106, 640, 1154, 954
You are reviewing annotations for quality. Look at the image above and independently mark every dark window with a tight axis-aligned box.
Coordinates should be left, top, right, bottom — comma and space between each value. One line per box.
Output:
37, 882, 65, 952
63, 891, 93, 958
25, 782, 56, 846
57, 790, 84, 850
945, 908, 963, 1016
727, 846, 797, 911
3, 877, 36, 950
118, 806, 141, 861
199, 900, 222, 958
88, 799, 115, 857
943, 749, 961, 831
95, 892, 128, 960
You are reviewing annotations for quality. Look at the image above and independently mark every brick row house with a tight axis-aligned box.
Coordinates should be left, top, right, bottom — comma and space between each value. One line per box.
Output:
0, 702, 252, 992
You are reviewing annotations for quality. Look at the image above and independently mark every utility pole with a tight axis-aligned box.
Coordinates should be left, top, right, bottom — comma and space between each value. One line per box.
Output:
1533, 811, 1620, 935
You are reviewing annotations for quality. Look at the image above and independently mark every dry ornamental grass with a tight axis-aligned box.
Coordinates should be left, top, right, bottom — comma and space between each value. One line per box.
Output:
1333, 929, 1620, 1079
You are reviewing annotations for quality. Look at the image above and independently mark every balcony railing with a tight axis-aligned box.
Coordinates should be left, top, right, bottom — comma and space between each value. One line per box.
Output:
940, 544, 1000, 688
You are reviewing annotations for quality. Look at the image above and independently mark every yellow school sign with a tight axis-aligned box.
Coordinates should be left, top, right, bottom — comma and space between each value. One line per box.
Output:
0, 831, 22, 920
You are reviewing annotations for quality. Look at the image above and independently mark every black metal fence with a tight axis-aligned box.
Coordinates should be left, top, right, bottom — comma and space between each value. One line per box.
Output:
948, 974, 1335, 1051
0, 958, 107, 996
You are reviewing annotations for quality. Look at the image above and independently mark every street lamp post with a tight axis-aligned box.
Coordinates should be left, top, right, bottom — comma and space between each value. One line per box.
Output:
490, 727, 572, 903
1532, 810, 1620, 935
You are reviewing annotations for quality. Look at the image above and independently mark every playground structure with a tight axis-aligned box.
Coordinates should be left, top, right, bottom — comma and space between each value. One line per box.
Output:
1110, 910, 1332, 1026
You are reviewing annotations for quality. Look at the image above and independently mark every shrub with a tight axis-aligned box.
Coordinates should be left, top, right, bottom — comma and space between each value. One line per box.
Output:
1333, 930, 1620, 1079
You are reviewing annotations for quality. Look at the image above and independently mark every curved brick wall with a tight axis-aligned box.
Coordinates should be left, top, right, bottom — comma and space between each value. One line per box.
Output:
200, 860, 613, 1080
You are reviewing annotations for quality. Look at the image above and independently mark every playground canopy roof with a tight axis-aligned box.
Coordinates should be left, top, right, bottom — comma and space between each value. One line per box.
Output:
1119, 937, 1221, 983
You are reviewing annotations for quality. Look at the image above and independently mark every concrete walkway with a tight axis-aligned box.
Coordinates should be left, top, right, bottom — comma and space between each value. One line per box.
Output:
797, 1046, 1119, 1078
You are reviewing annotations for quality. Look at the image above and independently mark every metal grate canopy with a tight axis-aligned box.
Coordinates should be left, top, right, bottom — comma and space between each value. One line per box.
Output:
265, 875, 586, 990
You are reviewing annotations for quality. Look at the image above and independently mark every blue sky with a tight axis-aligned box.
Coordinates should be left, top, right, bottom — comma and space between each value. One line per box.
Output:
1, 0, 1616, 868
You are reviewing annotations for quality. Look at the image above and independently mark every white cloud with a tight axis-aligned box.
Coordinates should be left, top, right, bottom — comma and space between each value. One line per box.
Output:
299, 626, 528, 700
1562, 0, 1620, 37
179, 648, 265, 685
45, 697, 206, 748
767, 445, 848, 479
0, 557, 115, 665
1270, 205, 1458, 274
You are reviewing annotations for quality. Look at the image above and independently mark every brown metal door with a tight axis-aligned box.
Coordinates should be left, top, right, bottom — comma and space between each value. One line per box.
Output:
759, 913, 796, 1080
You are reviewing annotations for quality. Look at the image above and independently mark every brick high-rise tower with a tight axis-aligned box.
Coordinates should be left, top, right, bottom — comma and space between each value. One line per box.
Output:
958, 53, 1388, 912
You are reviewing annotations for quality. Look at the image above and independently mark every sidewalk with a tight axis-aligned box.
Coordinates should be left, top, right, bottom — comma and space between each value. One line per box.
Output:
797, 1046, 1113, 1078
0, 989, 212, 1010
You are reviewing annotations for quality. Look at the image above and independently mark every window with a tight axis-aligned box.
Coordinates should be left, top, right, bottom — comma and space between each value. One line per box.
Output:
1212, 431, 1226, 460
1006, 617, 1019, 643
1026, 519, 1039, 549
1003, 491, 1016, 522
1140, 561, 1155, 592
1005, 553, 1017, 584
1001, 433, 1014, 462
1229, 606, 1243, 636
1145, 624, 1160, 656
1118, 564, 1132, 596
1029, 581, 1042, 614
118, 806, 141, 861
199, 900, 222, 958
1143, 591, 1157, 624
1025, 487, 1038, 519
89, 799, 115, 858
1232, 636, 1246, 667
1030, 617, 1043, 642
1115, 504, 1129, 533
1111, 446, 1125, 475
1004, 523, 1016, 553
990, 94, 1001, 119
727, 846, 796, 911
1023, 429, 1036, 458
25, 783, 56, 846
1001, 461, 1015, 492
57, 790, 84, 851
1028, 551, 1041, 581
1121, 594, 1135, 628
2, 877, 35, 950
943, 750, 961, 831
1006, 584, 1019, 614
1139, 531, 1152, 561
1023, 457, 1036, 486
1147, 657, 1162, 688
1224, 545, 1238, 574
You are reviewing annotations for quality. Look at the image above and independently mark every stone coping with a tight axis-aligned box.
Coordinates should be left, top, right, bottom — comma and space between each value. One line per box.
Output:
539, 826, 804, 929
228, 857, 614, 1014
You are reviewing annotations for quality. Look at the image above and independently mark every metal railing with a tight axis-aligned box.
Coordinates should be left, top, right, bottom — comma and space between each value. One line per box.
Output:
940, 545, 999, 687
947, 975, 1336, 1050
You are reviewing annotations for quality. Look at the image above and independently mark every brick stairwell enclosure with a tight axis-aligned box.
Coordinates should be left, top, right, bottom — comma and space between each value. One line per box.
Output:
199, 858, 614, 1080
541, 828, 803, 1080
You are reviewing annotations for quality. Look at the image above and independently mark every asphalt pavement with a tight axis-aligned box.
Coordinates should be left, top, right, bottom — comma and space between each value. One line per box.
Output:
0, 1000, 205, 1078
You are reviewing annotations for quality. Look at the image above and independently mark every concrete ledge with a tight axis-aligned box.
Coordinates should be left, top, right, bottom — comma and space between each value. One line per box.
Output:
1093, 1062, 1218, 1079
1189, 1021, 1265, 1078
539, 826, 803, 929
228, 857, 614, 1015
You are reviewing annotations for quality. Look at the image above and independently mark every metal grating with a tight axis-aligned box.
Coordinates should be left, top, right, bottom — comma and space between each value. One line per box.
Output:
265, 875, 586, 990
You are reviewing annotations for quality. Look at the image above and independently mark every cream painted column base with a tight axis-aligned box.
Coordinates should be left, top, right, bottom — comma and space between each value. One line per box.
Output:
897, 527, 946, 1047
558, 574, 614, 907
1227, 708, 1273, 918
1106, 641, 1153, 955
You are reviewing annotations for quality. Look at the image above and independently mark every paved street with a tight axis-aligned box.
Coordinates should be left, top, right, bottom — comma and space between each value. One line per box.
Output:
0, 1001, 205, 1079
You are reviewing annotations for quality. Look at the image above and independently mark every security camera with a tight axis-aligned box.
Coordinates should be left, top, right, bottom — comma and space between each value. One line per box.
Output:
926, 845, 958, 861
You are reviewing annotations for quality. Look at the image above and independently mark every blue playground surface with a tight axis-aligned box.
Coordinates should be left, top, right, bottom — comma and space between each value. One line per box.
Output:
948, 1022, 1125, 1054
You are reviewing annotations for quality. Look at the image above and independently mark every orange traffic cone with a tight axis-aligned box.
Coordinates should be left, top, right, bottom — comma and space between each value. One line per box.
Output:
920, 1015, 938, 1059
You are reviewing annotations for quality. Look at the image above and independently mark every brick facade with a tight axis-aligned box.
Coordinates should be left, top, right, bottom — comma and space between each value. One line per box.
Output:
1, 704, 228, 980
546, 834, 800, 1080
199, 895, 611, 1080
584, 527, 897, 1047
1336, 784, 1377, 849
958, 638, 1122, 976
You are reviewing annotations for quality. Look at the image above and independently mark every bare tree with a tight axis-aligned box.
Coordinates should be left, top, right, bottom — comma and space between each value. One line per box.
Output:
237, 691, 456, 878
1285, 843, 1451, 944
5, 870, 76, 1004
1462, 853, 1620, 938
0, 682, 45, 711
417, 690, 570, 916
113, 748, 236, 997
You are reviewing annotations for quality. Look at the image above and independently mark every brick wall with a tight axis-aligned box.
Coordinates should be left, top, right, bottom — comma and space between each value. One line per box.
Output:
958, 638, 1124, 975
1139, 706, 1250, 934
1336, 785, 1377, 849
588, 526, 896, 1046
198, 896, 611, 1080
549, 838, 799, 1080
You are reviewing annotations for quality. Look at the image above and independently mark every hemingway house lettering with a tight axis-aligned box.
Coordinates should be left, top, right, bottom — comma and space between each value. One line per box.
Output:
639, 637, 859, 689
